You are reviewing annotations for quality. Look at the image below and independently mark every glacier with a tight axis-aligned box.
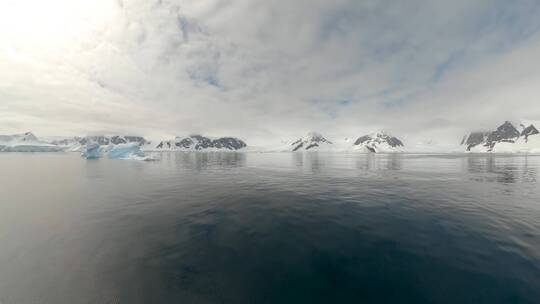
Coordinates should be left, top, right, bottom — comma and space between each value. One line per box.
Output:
0, 132, 64, 152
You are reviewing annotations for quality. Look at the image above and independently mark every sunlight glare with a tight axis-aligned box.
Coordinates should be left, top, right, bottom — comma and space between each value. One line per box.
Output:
0, 0, 118, 53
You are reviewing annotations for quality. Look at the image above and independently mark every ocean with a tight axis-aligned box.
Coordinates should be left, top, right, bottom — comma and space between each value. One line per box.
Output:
0, 152, 539, 303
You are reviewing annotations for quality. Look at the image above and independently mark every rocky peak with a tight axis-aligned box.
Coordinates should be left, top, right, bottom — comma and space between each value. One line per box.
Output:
486, 121, 520, 144
521, 124, 539, 140
462, 121, 538, 151
461, 131, 490, 151
154, 135, 246, 150
291, 132, 332, 151
354, 132, 404, 148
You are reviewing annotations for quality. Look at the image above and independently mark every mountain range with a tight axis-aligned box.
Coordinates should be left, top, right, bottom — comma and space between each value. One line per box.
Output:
461, 121, 539, 152
145, 135, 247, 151
1, 121, 539, 153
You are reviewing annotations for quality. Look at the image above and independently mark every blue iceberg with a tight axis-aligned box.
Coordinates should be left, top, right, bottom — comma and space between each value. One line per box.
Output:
107, 143, 155, 161
81, 142, 101, 159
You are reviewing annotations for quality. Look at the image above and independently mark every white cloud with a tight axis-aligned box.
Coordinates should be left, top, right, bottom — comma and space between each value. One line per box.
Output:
1, 0, 540, 145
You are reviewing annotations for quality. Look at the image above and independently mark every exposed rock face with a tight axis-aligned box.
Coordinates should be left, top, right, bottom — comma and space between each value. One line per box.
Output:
461, 132, 490, 150
484, 121, 520, 149
291, 132, 332, 151
153, 135, 247, 151
353, 132, 404, 153
462, 121, 539, 151
521, 124, 539, 141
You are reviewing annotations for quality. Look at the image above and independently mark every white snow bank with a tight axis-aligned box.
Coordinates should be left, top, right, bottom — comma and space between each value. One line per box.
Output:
490, 135, 540, 153
465, 134, 540, 153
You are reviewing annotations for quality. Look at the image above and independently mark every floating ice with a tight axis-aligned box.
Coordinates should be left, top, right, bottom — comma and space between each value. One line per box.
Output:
107, 143, 157, 161
81, 142, 101, 159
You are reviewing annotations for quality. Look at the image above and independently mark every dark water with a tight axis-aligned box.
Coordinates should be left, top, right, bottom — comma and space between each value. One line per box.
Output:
0, 153, 539, 304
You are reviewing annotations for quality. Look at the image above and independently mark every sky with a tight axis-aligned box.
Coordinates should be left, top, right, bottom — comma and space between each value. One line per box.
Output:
1, 0, 540, 145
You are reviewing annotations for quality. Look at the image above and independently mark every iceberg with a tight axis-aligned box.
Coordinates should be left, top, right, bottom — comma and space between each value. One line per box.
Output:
81, 142, 101, 159
107, 143, 157, 161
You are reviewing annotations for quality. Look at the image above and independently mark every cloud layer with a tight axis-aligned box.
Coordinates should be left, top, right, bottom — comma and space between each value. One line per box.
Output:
2, 0, 540, 145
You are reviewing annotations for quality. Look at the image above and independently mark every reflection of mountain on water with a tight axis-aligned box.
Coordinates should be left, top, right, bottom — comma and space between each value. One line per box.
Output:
158, 152, 247, 172
466, 156, 537, 184
291, 153, 405, 174
293, 152, 326, 173
356, 154, 403, 171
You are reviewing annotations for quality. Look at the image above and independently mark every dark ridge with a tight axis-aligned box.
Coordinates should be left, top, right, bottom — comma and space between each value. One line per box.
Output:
366, 146, 376, 153
354, 135, 371, 145
486, 121, 519, 144
463, 132, 489, 151
387, 137, 404, 147
353, 133, 404, 148
521, 125, 539, 141
305, 143, 319, 150
155, 136, 247, 150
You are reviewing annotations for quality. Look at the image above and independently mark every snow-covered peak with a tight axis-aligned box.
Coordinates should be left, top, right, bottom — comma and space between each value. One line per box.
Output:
353, 132, 404, 153
20, 132, 38, 142
290, 132, 333, 151
306, 131, 326, 140
463, 121, 540, 153
0, 132, 38, 143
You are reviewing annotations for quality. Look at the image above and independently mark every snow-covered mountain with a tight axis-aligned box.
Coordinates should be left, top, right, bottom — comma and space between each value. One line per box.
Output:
0, 132, 64, 152
4, 123, 538, 154
352, 132, 404, 153
290, 132, 333, 151
80, 135, 147, 146
51, 135, 148, 152
462, 121, 540, 153
143, 135, 247, 151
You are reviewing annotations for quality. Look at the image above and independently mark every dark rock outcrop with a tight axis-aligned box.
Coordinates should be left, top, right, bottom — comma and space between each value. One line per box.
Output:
521, 124, 539, 141
154, 135, 247, 151
484, 121, 520, 149
461, 132, 490, 151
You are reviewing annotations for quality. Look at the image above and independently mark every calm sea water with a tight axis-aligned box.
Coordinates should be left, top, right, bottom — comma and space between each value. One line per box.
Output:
0, 152, 539, 304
